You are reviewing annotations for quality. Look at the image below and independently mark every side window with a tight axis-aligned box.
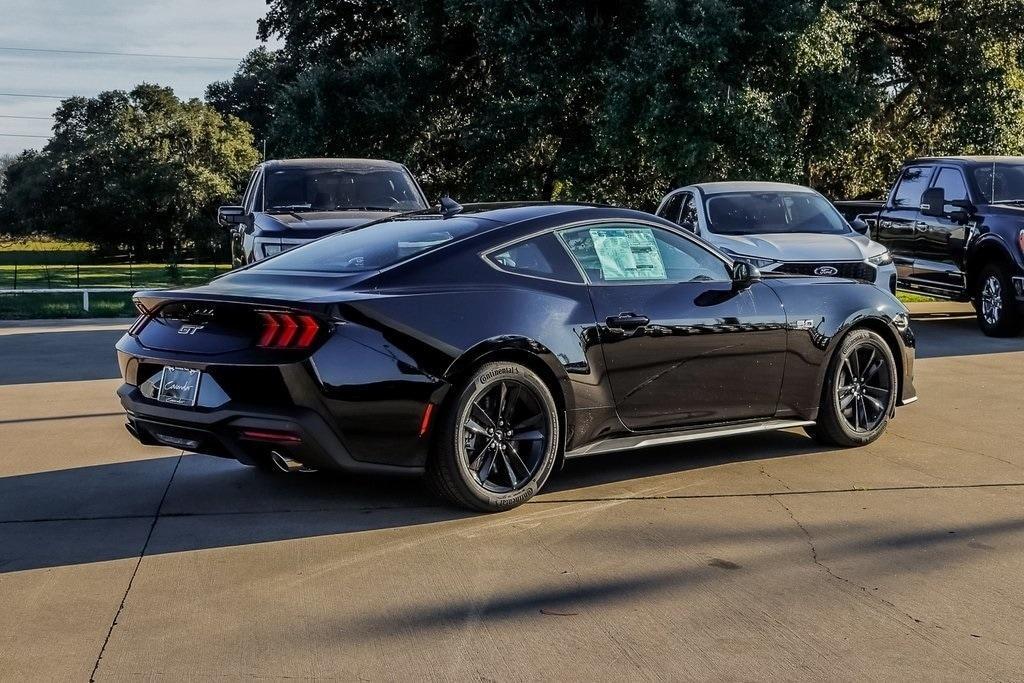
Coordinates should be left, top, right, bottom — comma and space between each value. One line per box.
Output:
240, 170, 259, 212
679, 193, 698, 231
658, 194, 683, 223
559, 224, 730, 283
487, 233, 584, 283
933, 167, 968, 203
892, 165, 934, 209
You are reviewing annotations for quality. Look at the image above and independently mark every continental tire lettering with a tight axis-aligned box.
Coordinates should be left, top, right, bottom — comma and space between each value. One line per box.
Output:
498, 487, 536, 508
480, 366, 520, 383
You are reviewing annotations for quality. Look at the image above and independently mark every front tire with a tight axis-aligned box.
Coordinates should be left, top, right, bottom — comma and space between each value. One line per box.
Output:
975, 263, 1022, 337
813, 328, 898, 447
427, 362, 560, 512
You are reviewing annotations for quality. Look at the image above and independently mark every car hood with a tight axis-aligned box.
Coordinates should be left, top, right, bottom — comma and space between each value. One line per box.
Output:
259, 211, 396, 238
707, 232, 883, 261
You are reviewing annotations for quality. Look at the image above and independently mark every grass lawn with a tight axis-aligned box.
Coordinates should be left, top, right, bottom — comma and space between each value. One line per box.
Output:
0, 263, 229, 290
0, 291, 137, 319
896, 291, 939, 304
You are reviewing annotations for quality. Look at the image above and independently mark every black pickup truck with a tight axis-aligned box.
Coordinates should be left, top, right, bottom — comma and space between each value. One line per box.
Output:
834, 156, 1024, 336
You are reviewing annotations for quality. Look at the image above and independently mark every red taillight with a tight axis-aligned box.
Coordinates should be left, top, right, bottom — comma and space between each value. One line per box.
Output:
256, 311, 322, 349
239, 428, 302, 444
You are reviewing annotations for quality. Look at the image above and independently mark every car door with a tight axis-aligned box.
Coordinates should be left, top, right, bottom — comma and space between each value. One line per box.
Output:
876, 164, 935, 281
915, 166, 971, 293
558, 222, 787, 431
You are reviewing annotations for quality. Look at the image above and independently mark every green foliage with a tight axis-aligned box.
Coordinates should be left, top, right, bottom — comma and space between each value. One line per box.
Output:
208, 0, 1024, 208
0, 85, 260, 256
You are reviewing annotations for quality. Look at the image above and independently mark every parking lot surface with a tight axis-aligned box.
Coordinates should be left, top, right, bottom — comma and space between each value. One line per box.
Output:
1, 304, 1022, 680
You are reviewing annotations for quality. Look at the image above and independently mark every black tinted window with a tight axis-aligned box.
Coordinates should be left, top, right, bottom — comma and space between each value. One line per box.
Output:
659, 194, 683, 223
705, 192, 848, 235
933, 168, 968, 202
893, 166, 933, 208
488, 233, 583, 283
253, 216, 478, 273
973, 163, 1024, 203
263, 167, 425, 213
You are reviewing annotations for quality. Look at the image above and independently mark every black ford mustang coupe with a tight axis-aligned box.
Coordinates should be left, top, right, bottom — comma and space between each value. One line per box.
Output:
116, 203, 917, 511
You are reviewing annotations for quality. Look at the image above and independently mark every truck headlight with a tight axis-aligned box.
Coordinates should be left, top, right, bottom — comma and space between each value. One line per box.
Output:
723, 250, 777, 269
868, 250, 893, 266
262, 243, 283, 258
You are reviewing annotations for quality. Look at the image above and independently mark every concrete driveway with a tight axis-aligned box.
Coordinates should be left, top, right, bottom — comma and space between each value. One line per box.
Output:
0, 305, 1022, 680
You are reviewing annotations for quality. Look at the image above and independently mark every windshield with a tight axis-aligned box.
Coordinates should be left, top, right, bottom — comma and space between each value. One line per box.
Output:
973, 163, 1024, 203
705, 191, 850, 236
262, 167, 425, 213
250, 216, 479, 273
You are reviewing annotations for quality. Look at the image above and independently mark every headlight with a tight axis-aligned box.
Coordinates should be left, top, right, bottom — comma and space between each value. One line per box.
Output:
262, 243, 283, 258
722, 249, 777, 269
868, 250, 893, 266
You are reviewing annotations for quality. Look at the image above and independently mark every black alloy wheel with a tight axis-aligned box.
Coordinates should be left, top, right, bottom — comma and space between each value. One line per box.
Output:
812, 328, 898, 447
428, 362, 560, 511
835, 342, 892, 433
462, 379, 549, 493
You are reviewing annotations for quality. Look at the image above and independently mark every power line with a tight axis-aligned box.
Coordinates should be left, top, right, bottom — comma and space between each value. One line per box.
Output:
0, 114, 52, 120
0, 92, 69, 99
0, 133, 51, 139
0, 46, 243, 62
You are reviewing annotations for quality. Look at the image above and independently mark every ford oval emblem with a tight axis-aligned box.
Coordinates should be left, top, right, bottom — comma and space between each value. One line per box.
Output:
814, 266, 839, 276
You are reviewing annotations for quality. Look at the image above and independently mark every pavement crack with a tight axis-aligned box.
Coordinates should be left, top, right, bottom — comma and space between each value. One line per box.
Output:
758, 464, 793, 491
769, 495, 1000, 680
88, 452, 182, 682
887, 430, 1019, 469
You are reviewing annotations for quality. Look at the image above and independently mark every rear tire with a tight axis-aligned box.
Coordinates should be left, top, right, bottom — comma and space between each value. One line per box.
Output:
427, 362, 560, 512
812, 328, 897, 448
974, 263, 1022, 337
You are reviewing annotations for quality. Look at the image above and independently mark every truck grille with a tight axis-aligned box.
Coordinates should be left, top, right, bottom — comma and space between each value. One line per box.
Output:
773, 261, 875, 282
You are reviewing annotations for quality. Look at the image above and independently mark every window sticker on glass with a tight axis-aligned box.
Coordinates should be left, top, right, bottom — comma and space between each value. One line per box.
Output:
590, 228, 667, 280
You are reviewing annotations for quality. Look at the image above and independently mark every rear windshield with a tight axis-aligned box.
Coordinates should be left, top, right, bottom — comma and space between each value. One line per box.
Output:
705, 191, 850, 235
250, 217, 480, 273
262, 167, 425, 213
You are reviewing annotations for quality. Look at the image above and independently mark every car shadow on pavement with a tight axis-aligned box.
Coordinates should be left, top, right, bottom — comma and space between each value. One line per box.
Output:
546, 429, 831, 496
0, 430, 841, 574
0, 328, 123, 385
911, 313, 1024, 359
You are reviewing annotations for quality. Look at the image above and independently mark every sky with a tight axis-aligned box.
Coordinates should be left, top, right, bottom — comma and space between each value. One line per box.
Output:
0, 0, 278, 156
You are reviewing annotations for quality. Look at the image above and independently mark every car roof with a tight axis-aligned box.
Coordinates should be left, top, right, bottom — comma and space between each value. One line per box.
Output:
912, 156, 1024, 166
680, 181, 820, 195
261, 158, 407, 171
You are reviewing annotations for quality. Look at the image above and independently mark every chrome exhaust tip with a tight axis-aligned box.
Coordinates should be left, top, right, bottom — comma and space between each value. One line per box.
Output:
270, 451, 317, 474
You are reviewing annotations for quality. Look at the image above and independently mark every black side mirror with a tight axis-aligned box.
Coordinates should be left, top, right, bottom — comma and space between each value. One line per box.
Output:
218, 205, 245, 227
949, 198, 976, 223
920, 187, 945, 217
731, 260, 762, 287
850, 217, 870, 234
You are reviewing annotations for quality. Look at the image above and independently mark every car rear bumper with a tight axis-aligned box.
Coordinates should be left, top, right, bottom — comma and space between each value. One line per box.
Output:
118, 384, 424, 476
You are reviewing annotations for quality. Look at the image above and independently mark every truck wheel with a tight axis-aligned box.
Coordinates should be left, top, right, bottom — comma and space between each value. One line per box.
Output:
975, 264, 1022, 337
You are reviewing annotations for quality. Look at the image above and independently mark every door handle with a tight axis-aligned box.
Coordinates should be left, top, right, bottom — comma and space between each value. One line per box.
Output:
913, 221, 929, 234
606, 312, 650, 329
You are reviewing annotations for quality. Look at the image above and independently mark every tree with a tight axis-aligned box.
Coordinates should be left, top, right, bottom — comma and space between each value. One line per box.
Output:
211, 0, 1024, 207
0, 84, 259, 256
206, 47, 292, 158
